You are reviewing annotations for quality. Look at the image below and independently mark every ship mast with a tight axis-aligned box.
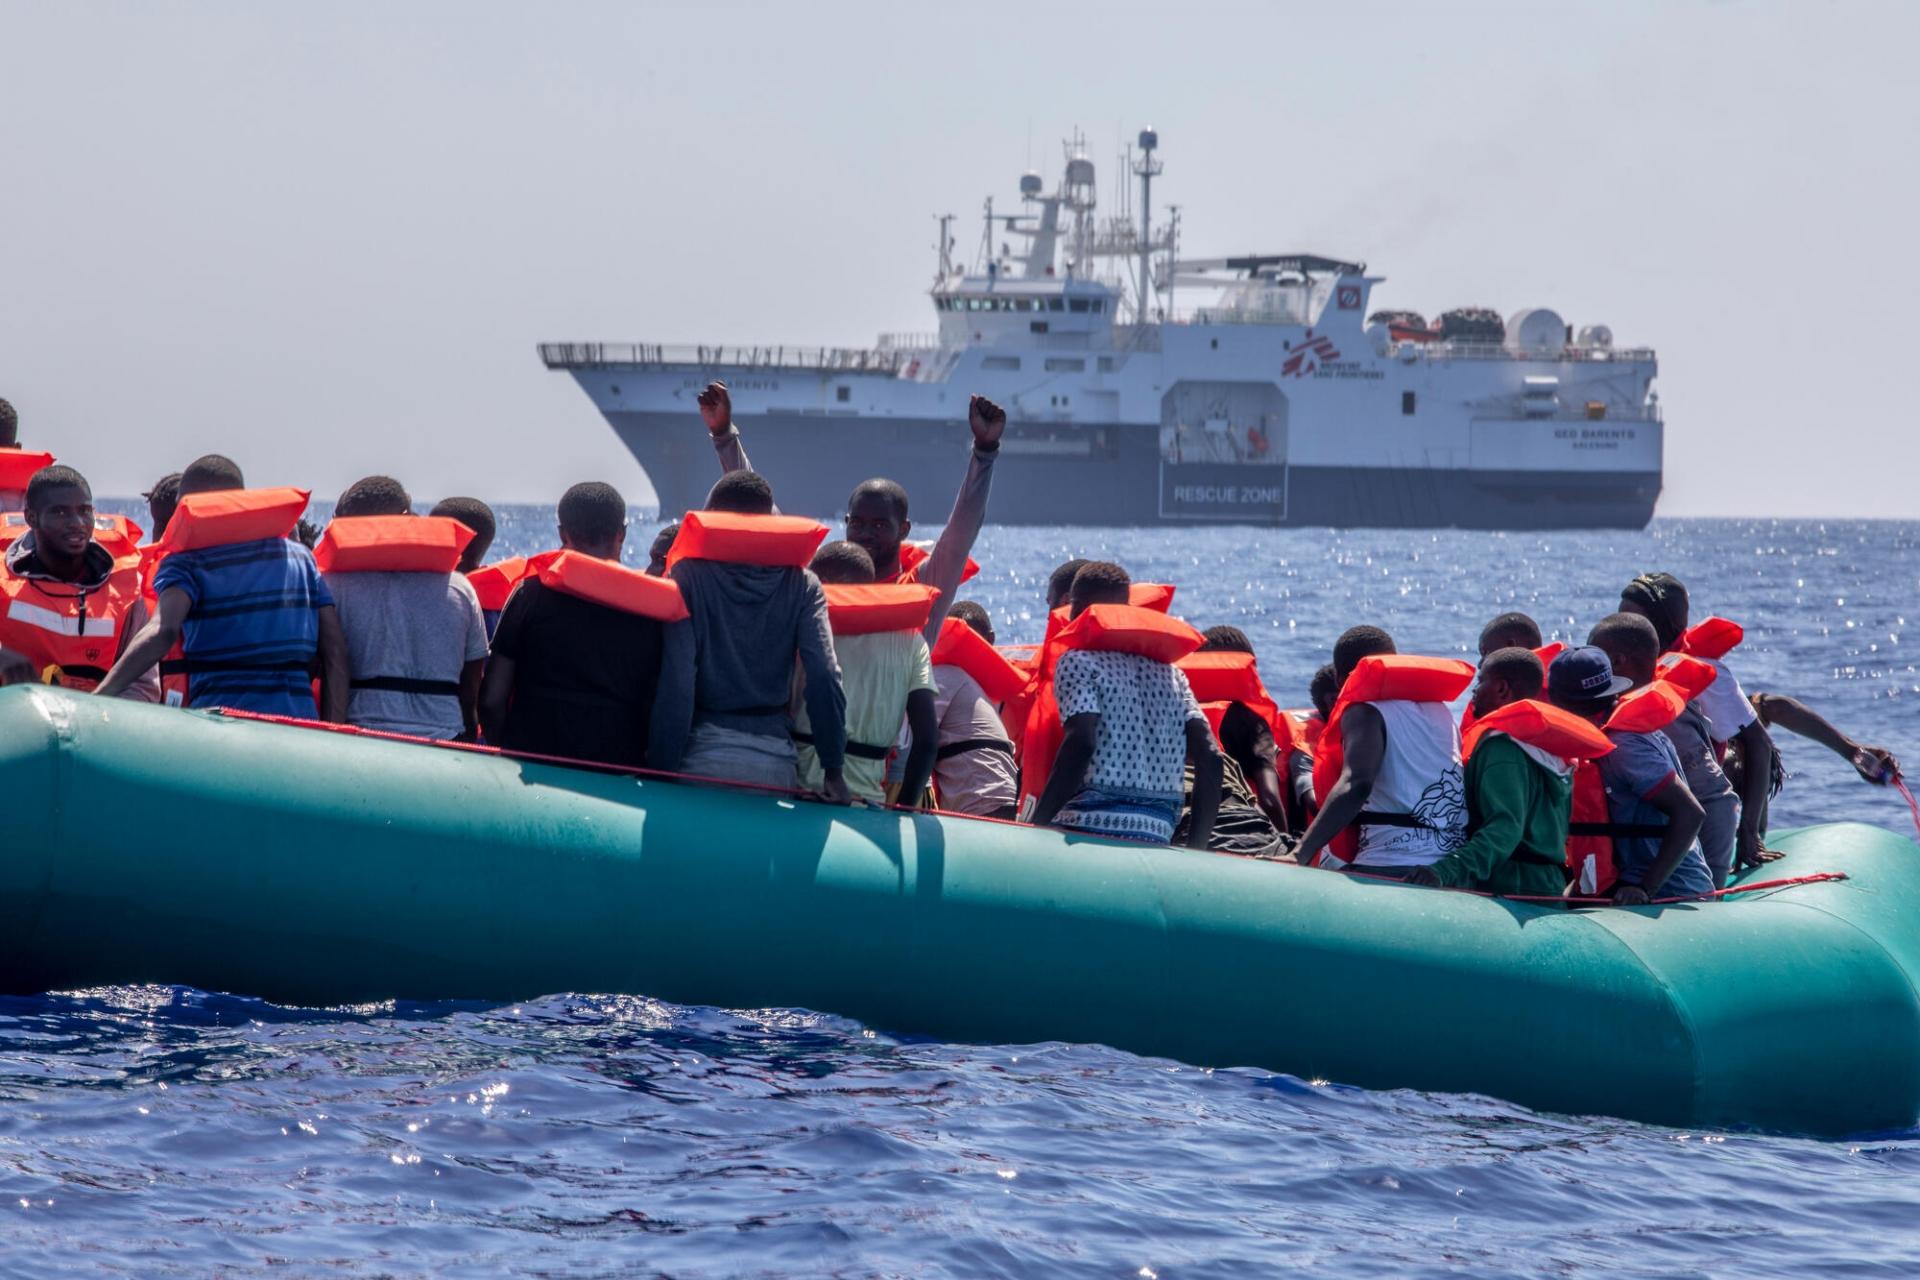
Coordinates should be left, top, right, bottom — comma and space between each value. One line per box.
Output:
1132, 127, 1161, 323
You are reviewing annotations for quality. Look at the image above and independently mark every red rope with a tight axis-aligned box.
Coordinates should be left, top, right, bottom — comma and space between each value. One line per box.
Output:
1893, 774, 1920, 842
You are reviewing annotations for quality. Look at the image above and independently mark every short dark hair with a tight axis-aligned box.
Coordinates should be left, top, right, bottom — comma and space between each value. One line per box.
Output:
848, 477, 908, 522
1068, 560, 1131, 613
334, 475, 412, 518
1478, 611, 1543, 656
179, 454, 245, 495
647, 521, 681, 572
1620, 572, 1689, 650
144, 472, 183, 539
430, 496, 495, 544
1200, 624, 1254, 654
0, 398, 17, 447
1309, 663, 1341, 719
25, 464, 89, 512
810, 539, 876, 584
1481, 646, 1545, 699
1047, 558, 1092, 610
1588, 611, 1661, 669
558, 481, 627, 543
949, 599, 994, 641
1333, 625, 1395, 681
706, 469, 775, 515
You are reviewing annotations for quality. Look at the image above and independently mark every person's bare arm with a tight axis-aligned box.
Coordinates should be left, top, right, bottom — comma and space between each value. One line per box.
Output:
95, 587, 188, 699
1732, 718, 1781, 869
1754, 692, 1902, 783
1031, 712, 1099, 829
916, 395, 1004, 639
699, 381, 754, 475
1293, 704, 1385, 867
456, 657, 484, 741
896, 687, 939, 810
316, 605, 349, 724
479, 652, 515, 745
1616, 776, 1705, 903
1185, 718, 1224, 851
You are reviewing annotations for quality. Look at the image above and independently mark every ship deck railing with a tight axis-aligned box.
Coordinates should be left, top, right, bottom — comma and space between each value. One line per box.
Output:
1389, 341, 1657, 363
539, 343, 921, 373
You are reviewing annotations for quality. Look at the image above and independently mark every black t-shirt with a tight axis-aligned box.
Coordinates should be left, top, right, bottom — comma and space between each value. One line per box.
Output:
1219, 701, 1279, 801
490, 579, 665, 768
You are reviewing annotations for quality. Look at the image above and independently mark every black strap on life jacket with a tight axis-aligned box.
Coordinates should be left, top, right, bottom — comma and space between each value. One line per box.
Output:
1569, 819, 1670, 838
159, 658, 310, 676
936, 736, 1015, 761
791, 729, 891, 761
350, 676, 461, 698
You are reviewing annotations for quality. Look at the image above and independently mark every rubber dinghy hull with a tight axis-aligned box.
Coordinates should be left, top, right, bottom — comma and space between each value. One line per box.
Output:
3, 686, 1917, 1137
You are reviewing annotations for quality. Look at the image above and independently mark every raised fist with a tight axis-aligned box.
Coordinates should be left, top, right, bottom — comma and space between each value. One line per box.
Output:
697, 381, 732, 436
968, 394, 1006, 447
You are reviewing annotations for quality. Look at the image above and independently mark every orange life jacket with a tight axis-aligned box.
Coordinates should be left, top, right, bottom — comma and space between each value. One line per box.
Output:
1677, 616, 1743, 661
313, 516, 476, 574
664, 510, 829, 570
1176, 650, 1302, 756
536, 550, 690, 622
1300, 711, 1325, 752
1309, 654, 1475, 867
155, 487, 310, 554
1005, 583, 1175, 770
1656, 653, 1719, 701
895, 542, 981, 587
1, 512, 144, 560
466, 554, 549, 614
1017, 604, 1205, 812
1461, 697, 1615, 763
822, 582, 940, 636
0, 549, 144, 693
1460, 642, 1568, 737
1561, 681, 1693, 894
0, 449, 55, 494
932, 616, 1028, 703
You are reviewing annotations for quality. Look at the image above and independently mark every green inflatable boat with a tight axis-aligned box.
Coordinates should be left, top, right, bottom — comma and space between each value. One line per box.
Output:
3, 685, 1916, 1137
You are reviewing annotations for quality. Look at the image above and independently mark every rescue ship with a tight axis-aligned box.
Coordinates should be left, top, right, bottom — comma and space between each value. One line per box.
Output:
541, 131, 1663, 528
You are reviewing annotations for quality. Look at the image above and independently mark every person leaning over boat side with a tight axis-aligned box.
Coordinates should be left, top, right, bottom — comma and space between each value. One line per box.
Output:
799, 540, 939, 807
479, 482, 691, 768
1557, 631, 1714, 905
0, 464, 156, 700
1619, 572, 1779, 878
1029, 562, 1222, 848
1403, 649, 1573, 898
323, 476, 488, 742
96, 454, 347, 718
697, 379, 1006, 641
658, 470, 850, 802
1293, 627, 1468, 878
1726, 692, 1903, 837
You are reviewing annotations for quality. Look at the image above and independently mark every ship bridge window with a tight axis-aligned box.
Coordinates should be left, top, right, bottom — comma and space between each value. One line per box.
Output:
982, 356, 1021, 371
1069, 298, 1090, 313
1045, 357, 1086, 372
1092, 300, 1105, 314
1048, 298, 1064, 312
838, 386, 852, 403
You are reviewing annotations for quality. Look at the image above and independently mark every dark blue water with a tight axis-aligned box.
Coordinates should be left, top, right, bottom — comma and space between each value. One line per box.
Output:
10, 515, 1918, 1276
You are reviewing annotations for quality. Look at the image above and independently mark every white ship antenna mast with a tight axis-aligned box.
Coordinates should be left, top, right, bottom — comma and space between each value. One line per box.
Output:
1133, 128, 1162, 323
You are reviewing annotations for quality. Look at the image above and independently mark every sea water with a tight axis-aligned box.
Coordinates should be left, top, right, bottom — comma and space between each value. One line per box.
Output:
4, 516, 1916, 1276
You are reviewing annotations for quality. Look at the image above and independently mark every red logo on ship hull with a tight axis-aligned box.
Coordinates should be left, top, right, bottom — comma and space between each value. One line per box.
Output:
1282, 332, 1340, 378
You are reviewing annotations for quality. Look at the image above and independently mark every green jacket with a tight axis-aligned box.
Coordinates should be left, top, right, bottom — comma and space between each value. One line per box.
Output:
1430, 733, 1571, 899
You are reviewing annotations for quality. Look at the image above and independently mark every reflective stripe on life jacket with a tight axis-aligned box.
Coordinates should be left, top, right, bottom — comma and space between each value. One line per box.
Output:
0, 450, 56, 493
314, 516, 476, 574
664, 511, 829, 570
822, 582, 940, 635
895, 542, 981, 586
0, 553, 144, 693
156, 487, 310, 553
535, 550, 690, 622
1677, 616, 1743, 660
932, 616, 1027, 702
1310, 654, 1475, 868
1, 513, 145, 560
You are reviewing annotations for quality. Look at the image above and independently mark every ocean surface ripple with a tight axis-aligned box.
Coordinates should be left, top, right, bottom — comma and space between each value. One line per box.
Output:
10, 514, 1916, 1276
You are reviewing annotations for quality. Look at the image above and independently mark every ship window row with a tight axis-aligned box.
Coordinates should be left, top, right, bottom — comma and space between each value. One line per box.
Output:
937, 296, 1105, 314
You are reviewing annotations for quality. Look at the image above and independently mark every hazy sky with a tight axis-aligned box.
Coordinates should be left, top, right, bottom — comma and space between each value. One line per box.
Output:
3, 1, 1916, 516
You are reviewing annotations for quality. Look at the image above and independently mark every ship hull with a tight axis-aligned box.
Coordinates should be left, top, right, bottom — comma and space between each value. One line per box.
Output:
611, 411, 1660, 529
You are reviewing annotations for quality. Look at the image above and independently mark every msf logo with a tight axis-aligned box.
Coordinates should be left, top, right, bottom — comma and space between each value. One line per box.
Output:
1282, 331, 1340, 378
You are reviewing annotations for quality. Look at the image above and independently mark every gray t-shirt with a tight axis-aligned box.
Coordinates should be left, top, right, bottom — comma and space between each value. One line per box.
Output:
323, 570, 488, 740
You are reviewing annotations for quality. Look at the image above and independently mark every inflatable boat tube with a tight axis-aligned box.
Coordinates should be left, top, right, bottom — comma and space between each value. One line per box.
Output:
1, 686, 1915, 1137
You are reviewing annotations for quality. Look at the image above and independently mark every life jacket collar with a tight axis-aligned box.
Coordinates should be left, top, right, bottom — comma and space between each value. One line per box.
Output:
821, 582, 940, 636
3, 533, 119, 592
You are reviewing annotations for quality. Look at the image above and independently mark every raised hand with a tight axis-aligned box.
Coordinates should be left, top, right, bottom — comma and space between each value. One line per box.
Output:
697, 381, 733, 436
968, 394, 1007, 447
1852, 744, 1901, 785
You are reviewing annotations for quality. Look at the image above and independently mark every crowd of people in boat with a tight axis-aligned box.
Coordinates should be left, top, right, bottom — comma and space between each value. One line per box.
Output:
0, 388, 1904, 905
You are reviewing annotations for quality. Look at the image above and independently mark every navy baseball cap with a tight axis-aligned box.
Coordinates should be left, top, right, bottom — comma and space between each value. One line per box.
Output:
1548, 646, 1634, 710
